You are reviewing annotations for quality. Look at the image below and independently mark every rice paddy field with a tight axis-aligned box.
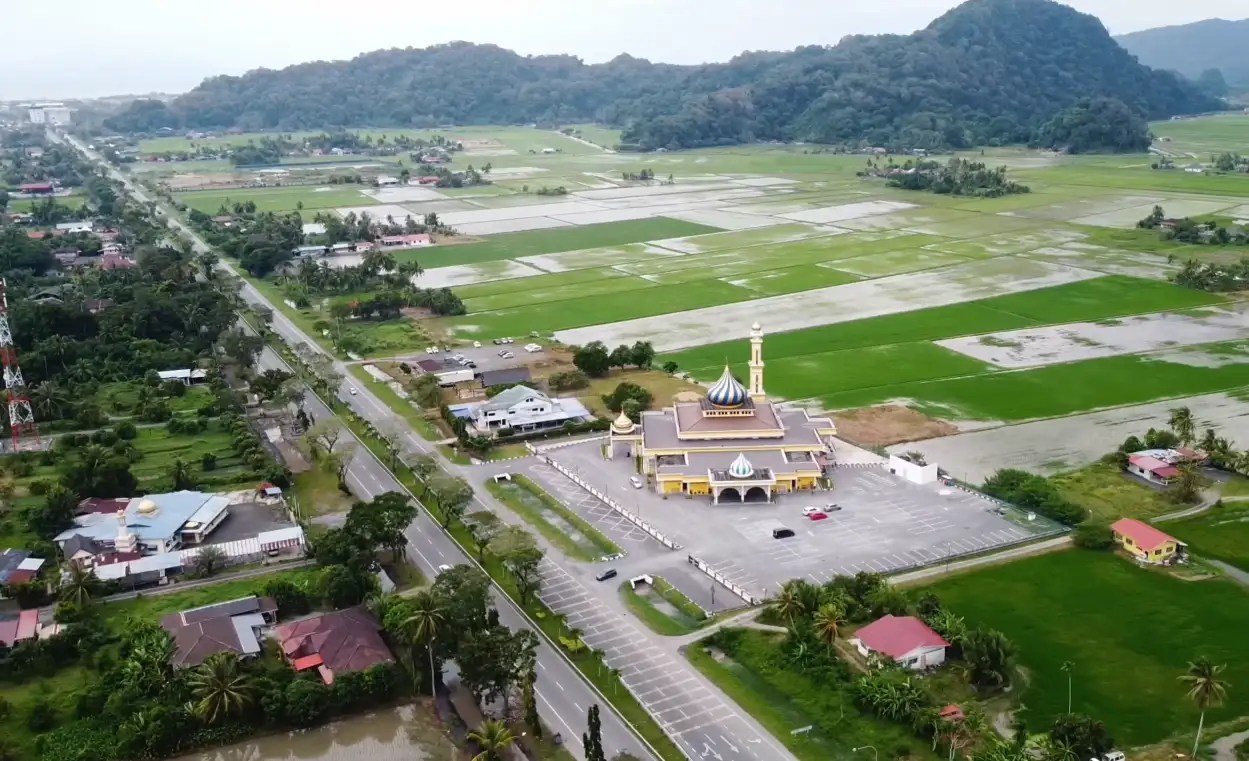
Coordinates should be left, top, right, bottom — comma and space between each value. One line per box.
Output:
193, 116, 1249, 468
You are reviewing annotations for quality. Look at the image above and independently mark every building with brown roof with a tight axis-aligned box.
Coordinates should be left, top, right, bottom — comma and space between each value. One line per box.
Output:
274, 607, 393, 685
614, 322, 836, 503
160, 595, 278, 667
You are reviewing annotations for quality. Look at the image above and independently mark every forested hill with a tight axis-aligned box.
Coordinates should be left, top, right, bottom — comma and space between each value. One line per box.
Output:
1116, 18, 1249, 89
105, 0, 1220, 151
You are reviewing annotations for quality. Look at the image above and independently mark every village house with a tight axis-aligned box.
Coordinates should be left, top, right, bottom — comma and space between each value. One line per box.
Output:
160, 595, 279, 667
1110, 518, 1187, 565
851, 614, 949, 670
1124, 447, 1205, 485
274, 607, 393, 685
470, 385, 591, 434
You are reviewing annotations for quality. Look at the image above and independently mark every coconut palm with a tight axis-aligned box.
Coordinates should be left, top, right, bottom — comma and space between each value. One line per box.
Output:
812, 603, 847, 651
1060, 660, 1075, 713
169, 458, 197, 491
59, 563, 100, 606
1179, 657, 1229, 757
1168, 406, 1196, 445
401, 590, 446, 696
467, 719, 515, 761
188, 652, 256, 725
770, 583, 805, 626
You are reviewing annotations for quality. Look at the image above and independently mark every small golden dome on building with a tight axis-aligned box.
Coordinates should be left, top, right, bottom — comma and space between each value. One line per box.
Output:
137, 498, 159, 514
611, 411, 635, 433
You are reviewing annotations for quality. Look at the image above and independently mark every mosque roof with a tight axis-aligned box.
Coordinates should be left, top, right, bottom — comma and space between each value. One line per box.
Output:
706, 366, 748, 408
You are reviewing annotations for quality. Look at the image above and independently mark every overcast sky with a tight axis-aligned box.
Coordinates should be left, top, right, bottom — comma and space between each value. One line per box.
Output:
3, 0, 1245, 100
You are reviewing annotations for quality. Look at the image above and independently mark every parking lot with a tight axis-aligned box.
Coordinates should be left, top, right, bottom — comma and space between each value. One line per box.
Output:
536, 558, 783, 761
548, 441, 1064, 599
415, 341, 546, 374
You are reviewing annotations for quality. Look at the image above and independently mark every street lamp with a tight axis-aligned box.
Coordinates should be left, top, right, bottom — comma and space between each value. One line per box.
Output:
852, 746, 878, 761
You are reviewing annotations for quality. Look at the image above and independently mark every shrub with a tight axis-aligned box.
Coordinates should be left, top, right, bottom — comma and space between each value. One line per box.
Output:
201, 452, 217, 471
1072, 522, 1114, 550
548, 369, 589, 392
981, 468, 1087, 526
113, 421, 137, 440
27, 478, 51, 496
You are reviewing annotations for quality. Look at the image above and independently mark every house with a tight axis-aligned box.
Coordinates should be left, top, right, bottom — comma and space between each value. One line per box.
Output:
18, 182, 54, 195
375, 175, 400, 187
55, 220, 94, 235
160, 595, 279, 667
1110, 518, 1187, 564
0, 549, 46, 590
850, 614, 949, 670
470, 385, 591, 433
416, 358, 475, 387
274, 607, 393, 685
157, 368, 208, 385
378, 233, 432, 249
0, 610, 40, 647
30, 284, 74, 306
1126, 453, 1180, 485
417, 176, 441, 185
83, 298, 114, 315
478, 367, 532, 389
99, 252, 136, 270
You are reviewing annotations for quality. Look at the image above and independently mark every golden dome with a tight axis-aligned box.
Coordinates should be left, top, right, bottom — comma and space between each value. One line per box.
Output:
137, 498, 159, 514
612, 411, 635, 432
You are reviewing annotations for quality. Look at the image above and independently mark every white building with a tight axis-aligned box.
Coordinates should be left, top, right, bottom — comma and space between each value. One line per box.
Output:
887, 454, 938, 485
28, 104, 72, 126
471, 385, 590, 433
55, 491, 231, 555
850, 615, 949, 671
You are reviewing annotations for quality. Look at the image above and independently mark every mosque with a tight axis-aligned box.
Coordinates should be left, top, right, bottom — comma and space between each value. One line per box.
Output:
609, 322, 837, 504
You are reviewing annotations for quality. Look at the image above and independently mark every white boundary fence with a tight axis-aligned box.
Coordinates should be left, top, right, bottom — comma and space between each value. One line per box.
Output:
686, 553, 760, 607
528, 443, 683, 551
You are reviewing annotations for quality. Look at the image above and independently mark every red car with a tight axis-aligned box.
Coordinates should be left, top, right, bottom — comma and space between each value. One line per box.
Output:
808, 511, 828, 521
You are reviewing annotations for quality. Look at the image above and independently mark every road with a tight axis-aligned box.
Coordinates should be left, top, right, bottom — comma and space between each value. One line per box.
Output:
65, 132, 799, 761
61, 133, 656, 761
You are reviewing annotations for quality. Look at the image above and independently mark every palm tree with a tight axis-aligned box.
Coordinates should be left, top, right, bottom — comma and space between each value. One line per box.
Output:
402, 590, 445, 697
812, 603, 847, 651
1179, 657, 1229, 757
467, 719, 515, 761
770, 583, 805, 626
59, 563, 100, 606
170, 458, 197, 490
1168, 406, 1196, 445
188, 652, 256, 725
1060, 660, 1074, 713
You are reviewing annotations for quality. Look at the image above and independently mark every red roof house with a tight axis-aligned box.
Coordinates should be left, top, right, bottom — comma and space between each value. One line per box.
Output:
19, 183, 54, 194
378, 233, 432, 249
0, 610, 39, 646
274, 607, 393, 685
939, 704, 965, 722
1110, 518, 1185, 563
1126, 454, 1179, 483
851, 615, 949, 670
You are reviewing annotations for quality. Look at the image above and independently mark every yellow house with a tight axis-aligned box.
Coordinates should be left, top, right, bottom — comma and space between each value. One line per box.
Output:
1110, 518, 1186, 564
609, 321, 837, 503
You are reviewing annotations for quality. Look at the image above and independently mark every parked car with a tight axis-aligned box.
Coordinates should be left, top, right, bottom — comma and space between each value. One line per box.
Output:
473, 341, 482, 348
825, 504, 843, 512
595, 568, 618, 582
801, 506, 821, 516
629, 476, 644, 489
502, 337, 514, 344
501, 351, 514, 359
808, 512, 828, 521
497, 349, 508, 357
492, 339, 502, 345
772, 528, 795, 539
466, 361, 477, 369
437, 564, 453, 574
525, 343, 542, 353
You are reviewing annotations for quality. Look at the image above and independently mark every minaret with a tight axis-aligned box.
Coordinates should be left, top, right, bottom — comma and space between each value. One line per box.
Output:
115, 508, 138, 554
748, 321, 766, 402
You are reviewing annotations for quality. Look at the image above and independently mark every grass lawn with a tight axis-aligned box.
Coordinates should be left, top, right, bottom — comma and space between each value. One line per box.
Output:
1167, 502, 1249, 573
620, 577, 709, 636
348, 365, 443, 441
928, 550, 1249, 746
0, 666, 92, 761
403, 218, 720, 270
563, 123, 623, 148
175, 185, 374, 214
7, 195, 84, 213
486, 475, 620, 561
686, 629, 932, 761
1051, 463, 1178, 524
290, 461, 353, 518
101, 567, 321, 630
580, 369, 705, 417
819, 339, 1249, 421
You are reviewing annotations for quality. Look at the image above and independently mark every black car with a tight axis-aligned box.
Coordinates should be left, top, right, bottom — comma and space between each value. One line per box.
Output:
595, 568, 618, 582
772, 528, 795, 539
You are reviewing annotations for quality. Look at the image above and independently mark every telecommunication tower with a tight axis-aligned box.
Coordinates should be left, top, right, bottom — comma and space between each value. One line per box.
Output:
0, 279, 39, 451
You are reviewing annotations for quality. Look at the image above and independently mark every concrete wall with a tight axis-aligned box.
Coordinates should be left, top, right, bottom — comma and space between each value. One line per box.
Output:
888, 455, 938, 485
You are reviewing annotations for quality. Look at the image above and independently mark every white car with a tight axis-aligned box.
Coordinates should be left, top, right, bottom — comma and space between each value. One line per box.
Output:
801, 506, 821, 516
348, 387, 358, 396
437, 564, 453, 574
524, 343, 542, 353
501, 351, 514, 359
473, 341, 482, 348
629, 476, 644, 489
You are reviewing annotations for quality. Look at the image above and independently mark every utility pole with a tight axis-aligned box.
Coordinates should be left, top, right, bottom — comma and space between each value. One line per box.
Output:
0, 279, 40, 451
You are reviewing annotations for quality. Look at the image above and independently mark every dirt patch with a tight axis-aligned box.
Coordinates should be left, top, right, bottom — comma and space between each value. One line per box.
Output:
831, 404, 958, 448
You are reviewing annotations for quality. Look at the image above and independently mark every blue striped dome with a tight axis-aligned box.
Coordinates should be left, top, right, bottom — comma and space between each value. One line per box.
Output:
728, 453, 755, 479
707, 366, 748, 407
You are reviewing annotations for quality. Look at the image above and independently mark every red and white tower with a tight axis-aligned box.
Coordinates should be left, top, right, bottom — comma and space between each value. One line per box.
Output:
0, 279, 39, 451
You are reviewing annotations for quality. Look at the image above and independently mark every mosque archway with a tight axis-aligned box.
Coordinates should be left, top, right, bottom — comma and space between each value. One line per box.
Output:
744, 486, 770, 503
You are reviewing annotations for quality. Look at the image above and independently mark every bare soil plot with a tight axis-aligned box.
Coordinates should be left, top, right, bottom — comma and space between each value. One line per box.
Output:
455, 216, 573, 236
937, 304, 1249, 369
554, 257, 1104, 352
892, 390, 1249, 481
832, 405, 959, 448
1071, 198, 1241, 229
1021, 243, 1176, 280
779, 200, 917, 224
417, 259, 550, 289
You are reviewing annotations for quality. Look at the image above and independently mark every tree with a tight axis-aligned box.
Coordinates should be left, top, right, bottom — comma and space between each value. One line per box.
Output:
188, 652, 256, 724
428, 473, 473, 529
169, 457, 197, 490
59, 563, 100, 606
601, 382, 653, 415
492, 527, 543, 604
661, 360, 679, 375
573, 341, 611, 378
629, 341, 655, 369
1168, 406, 1196, 446
1170, 462, 1204, 504
584, 704, 606, 761
402, 589, 446, 696
961, 627, 1016, 690
306, 419, 345, 458
522, 669, 542, 738
770, 582, 806, 626
1196, 68, 1229, 98
1049, 713, 1114, 761
344, 491, 418, 560
191, 545, 227, 578
251, 368, 294, 401
812, 603, 847, 651
467, 719, 515, 761
1060, 660, 1075, 713
26, 483, 79, 539
1180, 657, 1229, 757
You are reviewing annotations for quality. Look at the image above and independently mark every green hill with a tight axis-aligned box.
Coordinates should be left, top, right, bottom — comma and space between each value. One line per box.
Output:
1116, 18, 1249, 89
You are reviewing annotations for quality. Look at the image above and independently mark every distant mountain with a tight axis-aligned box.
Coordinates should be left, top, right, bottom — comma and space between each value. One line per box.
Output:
104, 0, 1221, 151
1116, 19, 1249, 88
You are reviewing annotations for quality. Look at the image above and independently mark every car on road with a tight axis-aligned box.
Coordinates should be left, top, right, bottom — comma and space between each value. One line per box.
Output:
437, 564, 453, 573
473, 341, 482, 348
808, 511, 828, 521
825, 504, 843, 512
501, 351, 515, 359
801, 506, 821, 516
629, 476, 644, 489
772, 527, 795, 539
595, 568, 618, 582
348, 387, 358, 395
